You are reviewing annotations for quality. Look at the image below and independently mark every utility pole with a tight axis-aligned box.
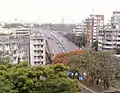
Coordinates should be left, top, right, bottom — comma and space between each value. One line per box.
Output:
62, 18, 64, 24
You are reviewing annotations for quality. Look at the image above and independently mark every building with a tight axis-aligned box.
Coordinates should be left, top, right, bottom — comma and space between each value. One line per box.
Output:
98, 28, 120, 51
0, 35, 29, 64
84, 14, 104, 47
72, 24, 84, 36
11, 28, 30, 36
111, 11, 120, 28
98, 11, 120, 51
29, 30, 46, 66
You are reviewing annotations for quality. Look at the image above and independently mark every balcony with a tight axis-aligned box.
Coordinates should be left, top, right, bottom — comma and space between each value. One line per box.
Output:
98, 44, 102, 47
104, 41, 113, 44
117, 42, 120, 44
103, 45, 115, 49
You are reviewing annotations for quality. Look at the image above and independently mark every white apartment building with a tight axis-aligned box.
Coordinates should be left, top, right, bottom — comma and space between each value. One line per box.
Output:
30, 31, 46, 66
11, 28, 30, 36
98, 11, 120, 51
111, 11, 120, 28
98, 28, 120, 51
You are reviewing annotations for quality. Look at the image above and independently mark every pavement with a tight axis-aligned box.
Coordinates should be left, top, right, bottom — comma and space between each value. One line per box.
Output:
79, 82, 98, 93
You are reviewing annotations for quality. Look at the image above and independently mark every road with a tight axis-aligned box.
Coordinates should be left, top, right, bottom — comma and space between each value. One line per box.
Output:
36, 29, 94, 92
44, 30, 79, 54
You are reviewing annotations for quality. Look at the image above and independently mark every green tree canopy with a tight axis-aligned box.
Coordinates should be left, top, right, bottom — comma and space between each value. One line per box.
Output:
0, 62, 81, 93
68, 50, 120, 90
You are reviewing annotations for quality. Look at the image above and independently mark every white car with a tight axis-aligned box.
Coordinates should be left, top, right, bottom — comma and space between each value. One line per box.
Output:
59, 46, 62, 48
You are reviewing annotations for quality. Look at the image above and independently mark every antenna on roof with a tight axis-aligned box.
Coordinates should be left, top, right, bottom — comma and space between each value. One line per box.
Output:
92, 8, 94, 15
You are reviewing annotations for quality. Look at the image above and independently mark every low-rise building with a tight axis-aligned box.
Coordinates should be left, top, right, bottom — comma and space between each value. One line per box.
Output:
0, 35, 29, 64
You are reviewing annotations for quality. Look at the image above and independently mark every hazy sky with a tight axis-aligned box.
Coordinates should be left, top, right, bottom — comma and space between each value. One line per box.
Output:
0, 0, 120, 23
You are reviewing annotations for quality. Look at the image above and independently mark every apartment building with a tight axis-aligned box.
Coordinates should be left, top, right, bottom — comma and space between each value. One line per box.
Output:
30, 31, 46, 66
98, 28, 120, 51
11, 28, 30, 36
0, 35, 29, 64
72, 24, 84, 36
84, 14, 104, 47
111, 11, 120, 28
98, 11, 120, 51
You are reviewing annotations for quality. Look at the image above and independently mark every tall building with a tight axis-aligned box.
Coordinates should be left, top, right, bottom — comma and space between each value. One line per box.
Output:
98, 11, 120, 51
84, 14, 104, 47
111, 11, 120, 28
29, 31, 46, 66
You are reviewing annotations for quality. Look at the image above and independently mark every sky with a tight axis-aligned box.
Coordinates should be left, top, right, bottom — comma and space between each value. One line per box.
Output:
0, 0, 120, 23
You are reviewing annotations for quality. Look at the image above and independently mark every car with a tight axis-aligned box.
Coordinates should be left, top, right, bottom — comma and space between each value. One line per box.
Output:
48, 37, 51, 39
59, 46, 62, 48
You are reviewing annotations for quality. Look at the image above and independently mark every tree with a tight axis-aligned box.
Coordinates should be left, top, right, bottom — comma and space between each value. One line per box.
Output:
0, 62, 81, 93
68, 50, 120, 90
92, 41, 98, 51
53, 49, 120, 90
116, 47, 120, 54
63, 33, 86, 48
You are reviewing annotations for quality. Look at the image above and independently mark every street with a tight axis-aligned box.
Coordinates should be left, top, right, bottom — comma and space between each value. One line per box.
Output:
44, 30, 79, 54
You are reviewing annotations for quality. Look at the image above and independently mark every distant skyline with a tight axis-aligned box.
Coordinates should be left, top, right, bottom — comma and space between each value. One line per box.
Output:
0, 0, 120, 23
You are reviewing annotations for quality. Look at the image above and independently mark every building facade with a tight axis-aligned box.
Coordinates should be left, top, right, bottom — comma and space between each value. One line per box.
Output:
111, 11, 120, 28
29, 31, 46, 66
84, 14, 104, 47
98, 28, 120, 51
98, 11, 120, 51
72, 24, 84, 36
0, 35, 29, 64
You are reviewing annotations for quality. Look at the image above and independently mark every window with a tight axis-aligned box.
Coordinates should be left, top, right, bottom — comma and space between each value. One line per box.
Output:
105, 44, 112, 46
34, 50, 37, 53
34, 61, 37, 64
33, 39, 36, 42
106, 40, 111, 42
34, 45, 36, 48
6, 51, 9, 54
34, 56, 37, 60
41, 50, 43, 53
13, 50, 16, 54
41, 45, 43, 48
37, 50, 40, 53
37, 44, 40, 48
13, 57, 16, 60
34, 61, 41, 64
41, 39, 43, 42
38, 56, 40, 59
41, 56, 43, 59
118, 35, 120, 37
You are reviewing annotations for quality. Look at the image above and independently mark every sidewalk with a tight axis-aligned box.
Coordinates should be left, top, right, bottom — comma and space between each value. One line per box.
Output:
79, 82, 120, 93
79, 82, 104, 93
